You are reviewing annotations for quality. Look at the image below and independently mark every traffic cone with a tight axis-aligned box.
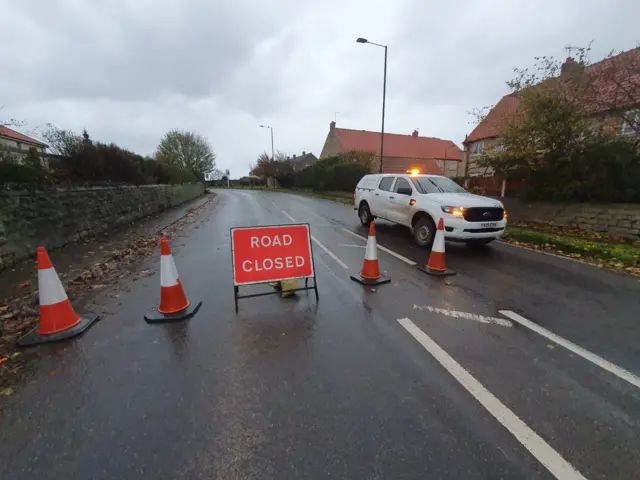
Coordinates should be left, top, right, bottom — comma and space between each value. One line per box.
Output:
418, 218, 456, 277
350, 222, 391, 285
17, 247, 99, 347
144, 237, 202, 323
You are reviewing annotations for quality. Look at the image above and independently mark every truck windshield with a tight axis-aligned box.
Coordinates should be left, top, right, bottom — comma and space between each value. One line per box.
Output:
412, 177, 467, 194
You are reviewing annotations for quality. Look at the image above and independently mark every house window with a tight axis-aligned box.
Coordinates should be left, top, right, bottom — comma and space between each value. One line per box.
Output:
621, 109, 639, 136
470, 141, 484, 154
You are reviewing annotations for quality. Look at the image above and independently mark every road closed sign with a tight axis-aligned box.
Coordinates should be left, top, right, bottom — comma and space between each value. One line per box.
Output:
231, 224, 314, 286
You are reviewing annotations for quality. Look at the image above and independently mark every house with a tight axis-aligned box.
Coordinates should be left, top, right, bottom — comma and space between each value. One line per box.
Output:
0, 126, 48, 162
288, 151, 318, 171
463, 47, 640, 176
320, 121, 463, 177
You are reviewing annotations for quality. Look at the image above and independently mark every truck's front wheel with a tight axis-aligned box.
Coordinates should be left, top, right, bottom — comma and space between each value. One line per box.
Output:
359, 202, 373, 226
413, 216, 436, 248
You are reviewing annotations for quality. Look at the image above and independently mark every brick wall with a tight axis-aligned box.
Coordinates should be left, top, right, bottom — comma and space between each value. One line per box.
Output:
502, 198, 640, 240
0, 183, 205, 270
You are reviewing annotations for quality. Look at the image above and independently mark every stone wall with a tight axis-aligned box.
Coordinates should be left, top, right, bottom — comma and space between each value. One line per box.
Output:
0, 183, 204, 270
501, 198, 640, 240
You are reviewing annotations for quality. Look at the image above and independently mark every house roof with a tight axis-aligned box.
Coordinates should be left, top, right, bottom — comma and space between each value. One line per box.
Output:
289, 152, 318, 171
334, 128, 462, 161
465, 47, 640, 144
0, 126, 48, 148
465, 94, 520, 143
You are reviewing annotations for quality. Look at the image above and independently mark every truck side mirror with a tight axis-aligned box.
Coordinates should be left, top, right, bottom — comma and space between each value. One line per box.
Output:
397, 187, 412, 196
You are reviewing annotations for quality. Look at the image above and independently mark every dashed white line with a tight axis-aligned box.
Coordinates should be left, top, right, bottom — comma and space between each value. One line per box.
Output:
282, 210, 348, 270
500, 310, 640, 390
397, 317, 587, 480
310, 235, 348, 269
413, 305, 513, 327
340, 228, 416, 267
281, 210, 296, 222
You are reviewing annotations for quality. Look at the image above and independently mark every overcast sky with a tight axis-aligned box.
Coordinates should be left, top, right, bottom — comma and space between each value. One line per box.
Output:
1, 0, 638, 177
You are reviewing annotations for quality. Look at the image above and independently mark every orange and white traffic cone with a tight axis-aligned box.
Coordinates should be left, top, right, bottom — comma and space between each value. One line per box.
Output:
350, 222, 391, 285
17, 247, 99, 347
144, 237, 202, 323
418, 218, 456, 277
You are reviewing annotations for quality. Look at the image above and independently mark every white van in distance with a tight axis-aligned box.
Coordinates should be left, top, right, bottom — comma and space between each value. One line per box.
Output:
354, 173, 507, 247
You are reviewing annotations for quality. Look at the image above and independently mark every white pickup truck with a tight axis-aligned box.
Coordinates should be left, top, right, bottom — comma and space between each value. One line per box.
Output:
354, 173, 507, 247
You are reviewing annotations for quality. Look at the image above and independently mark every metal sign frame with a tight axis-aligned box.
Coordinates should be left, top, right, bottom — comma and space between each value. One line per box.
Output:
230, 223, 319, 312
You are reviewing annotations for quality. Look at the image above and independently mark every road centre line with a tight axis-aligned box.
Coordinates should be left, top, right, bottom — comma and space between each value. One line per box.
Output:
340, 228, 416, 267
281, 210, 348, 270
500, 310, 640, 390
397, 317, 587, 480
413, 305, 513, 327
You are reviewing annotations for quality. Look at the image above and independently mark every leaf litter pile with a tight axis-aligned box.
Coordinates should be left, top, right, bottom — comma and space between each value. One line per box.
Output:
503, 222, 640, 277
0, 198, 215, 396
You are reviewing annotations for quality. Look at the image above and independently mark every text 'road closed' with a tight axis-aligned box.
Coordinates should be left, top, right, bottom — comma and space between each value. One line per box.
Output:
231, 224, 314, 285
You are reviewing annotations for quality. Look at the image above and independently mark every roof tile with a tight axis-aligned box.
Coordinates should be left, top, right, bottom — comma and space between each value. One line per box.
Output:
334, 128, 462, 161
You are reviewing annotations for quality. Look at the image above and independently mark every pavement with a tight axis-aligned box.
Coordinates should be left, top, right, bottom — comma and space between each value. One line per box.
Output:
1, 188, 639, 479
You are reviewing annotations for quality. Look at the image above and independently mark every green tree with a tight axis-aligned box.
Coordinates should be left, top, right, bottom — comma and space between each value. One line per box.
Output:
157, 129, 216, 181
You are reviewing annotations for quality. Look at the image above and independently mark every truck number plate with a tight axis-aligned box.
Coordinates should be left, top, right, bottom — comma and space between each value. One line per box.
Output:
480, 222, 497, 228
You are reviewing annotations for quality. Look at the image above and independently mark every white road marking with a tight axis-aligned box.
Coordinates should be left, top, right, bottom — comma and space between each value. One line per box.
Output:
338, 244, 366, 248
340, 228, 416, 266
500, 310, 640, 390
414, 305, 513, 327
282, 210, 348, 270
310, 235, 349, 269
281, 210, 296, 222
397, 317, 587, 480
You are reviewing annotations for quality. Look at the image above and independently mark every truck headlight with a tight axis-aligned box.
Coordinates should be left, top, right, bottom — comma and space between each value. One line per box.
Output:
441, 206, 465, 217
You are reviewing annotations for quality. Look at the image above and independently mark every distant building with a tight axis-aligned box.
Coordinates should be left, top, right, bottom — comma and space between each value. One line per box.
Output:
288, 151, 318, 171
0, 126, 49, 164
319, 121, 463, 177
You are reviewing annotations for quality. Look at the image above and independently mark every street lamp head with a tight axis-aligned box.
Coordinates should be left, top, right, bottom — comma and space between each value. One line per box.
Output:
356, 37, 368, 43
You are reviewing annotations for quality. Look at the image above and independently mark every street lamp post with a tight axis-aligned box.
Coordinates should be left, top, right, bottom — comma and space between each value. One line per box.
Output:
259, 124, 274, 160
357, 37, 387, 174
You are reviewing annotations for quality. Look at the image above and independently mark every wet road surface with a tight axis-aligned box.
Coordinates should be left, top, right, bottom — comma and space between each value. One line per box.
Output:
1, 189, 639, 479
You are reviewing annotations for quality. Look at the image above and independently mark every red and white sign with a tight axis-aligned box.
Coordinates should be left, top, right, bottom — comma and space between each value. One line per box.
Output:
231, 224, 314, 286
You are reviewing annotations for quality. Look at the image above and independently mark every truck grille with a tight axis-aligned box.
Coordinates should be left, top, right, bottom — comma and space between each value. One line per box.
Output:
463, 207, 504, 222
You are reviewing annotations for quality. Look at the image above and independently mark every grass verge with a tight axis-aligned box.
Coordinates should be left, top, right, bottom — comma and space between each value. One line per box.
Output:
503, 226, 640, 276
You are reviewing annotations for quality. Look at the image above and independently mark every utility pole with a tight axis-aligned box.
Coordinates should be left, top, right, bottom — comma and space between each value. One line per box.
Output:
357, 38, 388, 174
260, 125, 274, 160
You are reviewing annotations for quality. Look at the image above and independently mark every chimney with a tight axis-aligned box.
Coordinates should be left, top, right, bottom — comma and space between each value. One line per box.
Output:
302, 150, 306, 156
412, 129, 419, 137
293, 154, 297, 158
330, 120, 336, 131
561, 57, 583, 76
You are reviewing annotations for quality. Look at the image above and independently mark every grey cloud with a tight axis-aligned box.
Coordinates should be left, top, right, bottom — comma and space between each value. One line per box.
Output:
2, 0, 302, 103
2, 0, 639, 178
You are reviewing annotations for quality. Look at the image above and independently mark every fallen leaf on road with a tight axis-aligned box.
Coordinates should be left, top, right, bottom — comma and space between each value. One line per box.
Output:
0, 387, 14, 396
48, 370, 57, 376
0, 305, 8, 312
0, 357, 8, 364
547, 344, 555, 349
17, 280, 31, 289
93, 284, 105, 289
9, 352, 21, 359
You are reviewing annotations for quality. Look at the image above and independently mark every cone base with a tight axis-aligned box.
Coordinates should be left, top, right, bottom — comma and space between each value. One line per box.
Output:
417, 265, 457, 277
16, 313, 100, 347
350, 274, 391, 285
145, 300, 202, 324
